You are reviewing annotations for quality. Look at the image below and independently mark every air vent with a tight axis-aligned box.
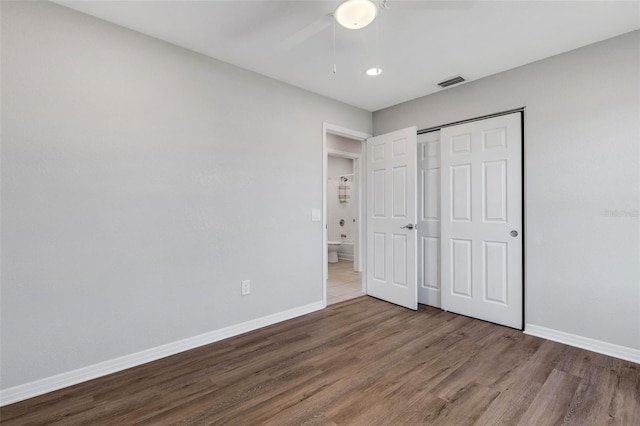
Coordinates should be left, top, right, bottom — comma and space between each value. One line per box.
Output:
437, 75, 466, 88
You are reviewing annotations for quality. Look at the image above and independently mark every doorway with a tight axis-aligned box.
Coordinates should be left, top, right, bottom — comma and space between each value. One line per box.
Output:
327, 155, 361, 304
323, 124, 370, 307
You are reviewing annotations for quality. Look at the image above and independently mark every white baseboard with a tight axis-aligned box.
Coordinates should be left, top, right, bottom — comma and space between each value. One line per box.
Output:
524, 324, 640, 364
0, 301, 324, 407
338, 253, 354, 261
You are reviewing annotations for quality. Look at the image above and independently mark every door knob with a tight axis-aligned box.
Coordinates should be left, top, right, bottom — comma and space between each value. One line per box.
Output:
401, 224, 415, 230
510, 230, 518, 237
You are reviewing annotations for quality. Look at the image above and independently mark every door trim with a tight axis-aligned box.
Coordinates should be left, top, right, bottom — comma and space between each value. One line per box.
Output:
322, 123, 371, 308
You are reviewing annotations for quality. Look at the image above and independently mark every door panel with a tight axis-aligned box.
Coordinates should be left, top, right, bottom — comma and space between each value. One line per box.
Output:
483, 241, 508, 304
392, 234, 407, 286
392, 166, 407, 217
483, 161, 507, 222
451, 238, 472, 297
366, 127, 418, 310
373, 233, 386, 280
441, 113, 522, 329
451, 164, 472, 221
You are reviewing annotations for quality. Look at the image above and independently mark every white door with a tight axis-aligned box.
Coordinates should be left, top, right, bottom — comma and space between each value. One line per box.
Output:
441, 113, 522, 328
366, 127, 418, 310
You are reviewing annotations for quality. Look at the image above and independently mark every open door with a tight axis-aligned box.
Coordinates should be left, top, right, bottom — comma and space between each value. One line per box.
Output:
366, 127, 418, 310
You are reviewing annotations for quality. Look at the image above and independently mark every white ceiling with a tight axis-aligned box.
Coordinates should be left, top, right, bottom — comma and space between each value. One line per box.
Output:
54, 0, 640, 112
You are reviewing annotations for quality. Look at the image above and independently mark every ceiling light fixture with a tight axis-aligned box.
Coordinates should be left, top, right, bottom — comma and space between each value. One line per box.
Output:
335, 0, 378, 30
366, 67, 382, 76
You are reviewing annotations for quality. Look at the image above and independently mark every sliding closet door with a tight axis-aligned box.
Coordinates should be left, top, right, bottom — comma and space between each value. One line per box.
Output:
440, 113, 523, 329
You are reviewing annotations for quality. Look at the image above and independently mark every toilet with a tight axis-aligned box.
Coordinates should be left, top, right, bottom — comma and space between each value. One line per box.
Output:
328, 241, 342, 263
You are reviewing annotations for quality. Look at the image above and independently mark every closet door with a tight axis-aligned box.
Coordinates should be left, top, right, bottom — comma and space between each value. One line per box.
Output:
441, 113, 522, 328
366, 127, 418, 310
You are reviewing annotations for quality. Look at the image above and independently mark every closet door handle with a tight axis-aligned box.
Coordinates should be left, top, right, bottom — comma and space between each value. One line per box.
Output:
401, 224, 415, 230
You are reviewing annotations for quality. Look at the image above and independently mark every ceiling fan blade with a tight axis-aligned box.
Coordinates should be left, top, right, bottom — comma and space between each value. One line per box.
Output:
379, 0, 475, 11
279, 15, 333, 50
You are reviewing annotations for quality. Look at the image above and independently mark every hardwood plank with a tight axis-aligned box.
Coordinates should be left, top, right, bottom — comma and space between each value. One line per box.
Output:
426, 382, 500, 426
518, 369, 582, 425
2, 296, 638, 425
490, 338, 565, 391
474, 380, 542, 425
563, 363, 640, 425
608, 363, 640, 425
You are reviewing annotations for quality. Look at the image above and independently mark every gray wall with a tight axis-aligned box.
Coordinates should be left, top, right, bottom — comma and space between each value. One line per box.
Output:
1, 1, 371, 389
375, 31, 640, 351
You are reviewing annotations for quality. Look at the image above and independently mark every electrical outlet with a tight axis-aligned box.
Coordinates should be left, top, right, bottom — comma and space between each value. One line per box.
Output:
241, 280, 250, 296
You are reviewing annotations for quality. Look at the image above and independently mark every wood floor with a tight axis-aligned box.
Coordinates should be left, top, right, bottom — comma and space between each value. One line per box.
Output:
2, 297, 639, 425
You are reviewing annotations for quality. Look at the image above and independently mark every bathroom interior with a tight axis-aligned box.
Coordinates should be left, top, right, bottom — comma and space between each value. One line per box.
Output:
327, 154, 363, 305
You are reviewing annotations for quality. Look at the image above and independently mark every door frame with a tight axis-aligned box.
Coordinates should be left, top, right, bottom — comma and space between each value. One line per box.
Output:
322, 123, 370, 308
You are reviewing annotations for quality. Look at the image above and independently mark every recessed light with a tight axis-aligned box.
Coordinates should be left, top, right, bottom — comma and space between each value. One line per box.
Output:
365, 67, 382, 76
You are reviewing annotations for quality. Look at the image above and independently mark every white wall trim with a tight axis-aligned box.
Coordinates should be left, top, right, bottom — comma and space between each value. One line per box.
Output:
524, 324, 640, 364
0, 301, 324, 407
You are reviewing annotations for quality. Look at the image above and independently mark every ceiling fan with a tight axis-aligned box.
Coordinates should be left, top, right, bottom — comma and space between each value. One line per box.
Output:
334, 0, 380, 30
280, 0, 472, 50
